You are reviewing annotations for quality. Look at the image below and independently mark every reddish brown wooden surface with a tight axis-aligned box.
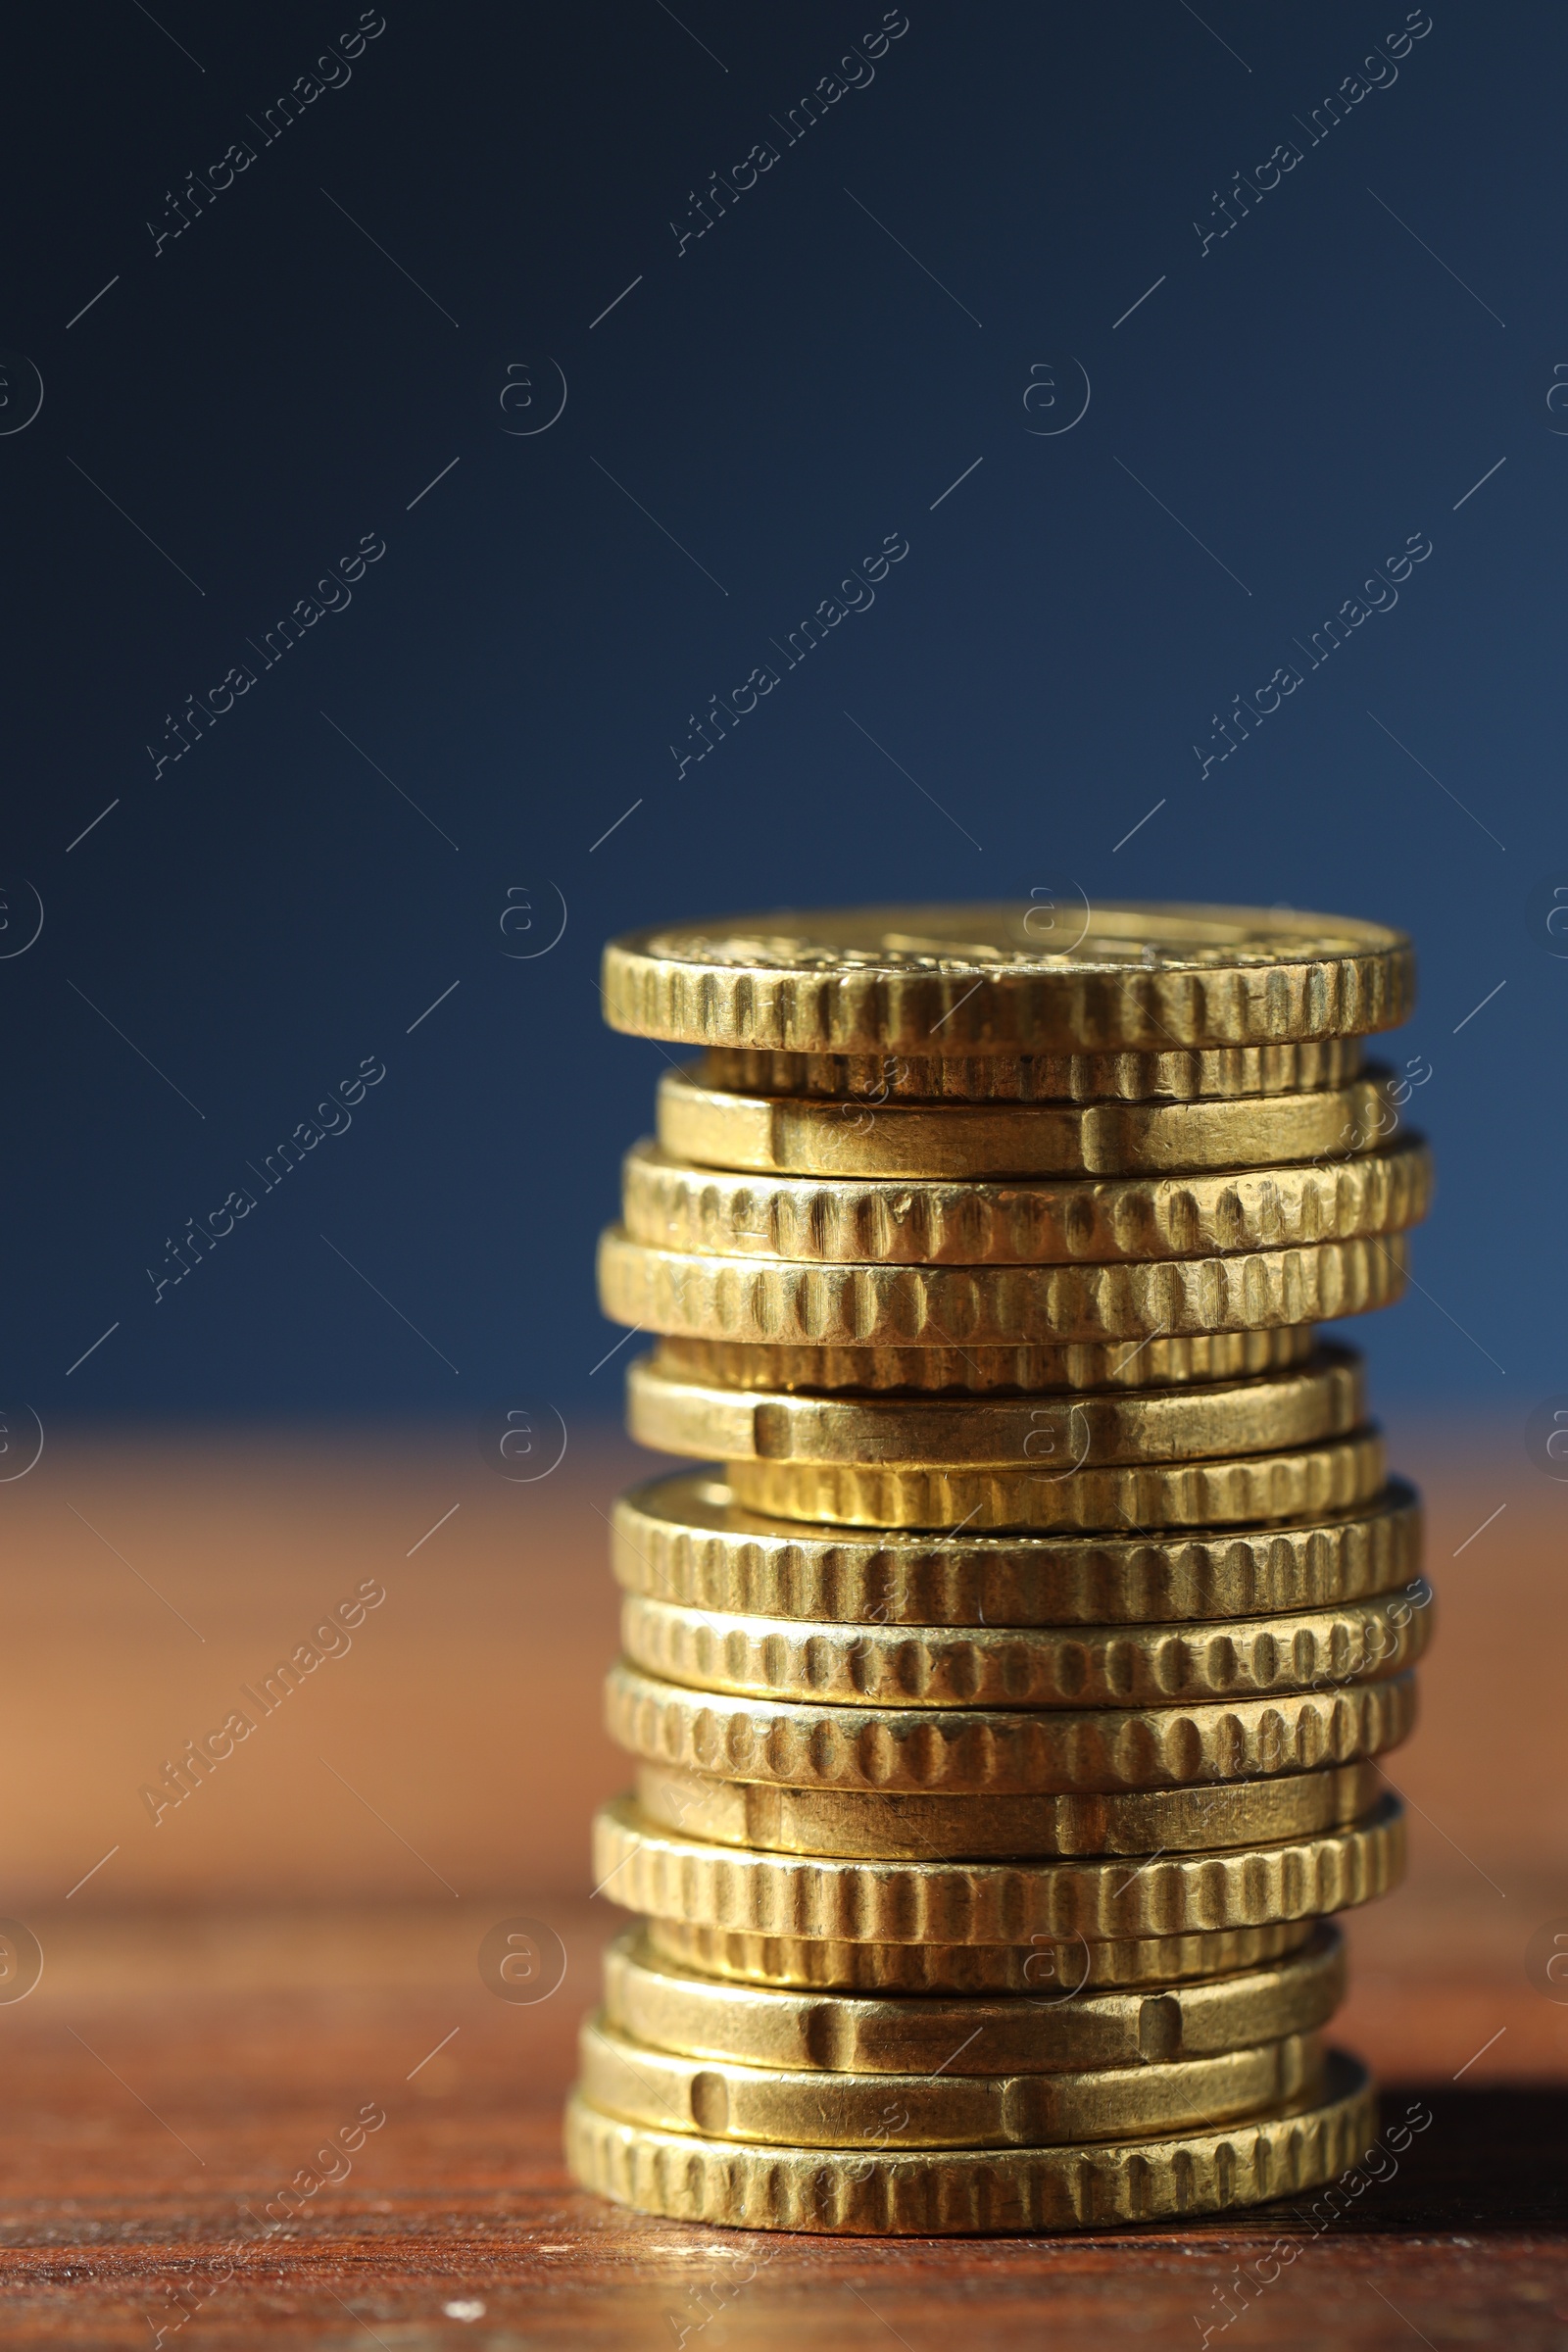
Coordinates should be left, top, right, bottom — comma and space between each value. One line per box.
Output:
0, 1418, 1563, 2345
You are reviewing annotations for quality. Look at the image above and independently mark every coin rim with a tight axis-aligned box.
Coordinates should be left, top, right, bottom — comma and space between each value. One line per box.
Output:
564, 2049, 1377, 2231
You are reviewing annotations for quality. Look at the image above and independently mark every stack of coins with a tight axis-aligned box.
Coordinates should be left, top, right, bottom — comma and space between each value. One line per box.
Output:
567, 904, 1432, 2235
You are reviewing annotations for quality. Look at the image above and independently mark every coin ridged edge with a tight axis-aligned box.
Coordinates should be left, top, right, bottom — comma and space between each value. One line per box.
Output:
611, 1474, 1425, 1626
644, 1915, 1318, 1993
590, 1794, 1406, 1937
578, 2012, 1324, 2148
619, 1590, 1431, 1706
564, 2051, 1377, 2231
725, 1431, 1387, 1535
598, 1228, 1410, 1345
656, 1327, 1320, 1393
603, 904, 1414, 1053
606, 1662, 1416, 1791
625, 1349, 1368, 1471
602, 1920, 1348, 2072
700, 1038, 1367, 1104
633, 1757, 1384, 1860
621, 1137, 1432, 1264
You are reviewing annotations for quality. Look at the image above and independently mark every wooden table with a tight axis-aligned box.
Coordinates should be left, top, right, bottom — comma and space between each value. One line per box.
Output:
1, 1420, 1563, 2345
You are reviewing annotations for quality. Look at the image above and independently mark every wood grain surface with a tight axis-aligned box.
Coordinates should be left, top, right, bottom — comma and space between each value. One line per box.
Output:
0, 1414, 1562, 2345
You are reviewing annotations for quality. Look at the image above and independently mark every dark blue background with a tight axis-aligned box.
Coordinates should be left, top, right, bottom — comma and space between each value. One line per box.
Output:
3, 0, 1551, 1423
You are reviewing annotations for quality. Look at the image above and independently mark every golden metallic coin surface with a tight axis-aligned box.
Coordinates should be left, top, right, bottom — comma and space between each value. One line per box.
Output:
603, 902, 1414, 1054
564, 2051, 1378, 2232
612, 1473, 1424, 1625
599, 1226, 1409, 1348
619, 1582, 1431, 1708
702, 1038, 1366, 1103
626, 1349, 1365, 1471
602, 1921, 1347, 2073
727, 1430, 1387, 1534
634, 1758, 1384, 1859
656, 1066, 1401, 1179
622, 1137, 1430, 1263
646, 1915, 1317, 1994
591, 1795, 1405, 1939
606, 1661, 1415, 1792
578, 2011, 1323, 2148
657, 1328, 1318, 1393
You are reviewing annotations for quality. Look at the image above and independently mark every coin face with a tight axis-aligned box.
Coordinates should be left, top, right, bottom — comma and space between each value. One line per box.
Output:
619, 904, 1403, 974
604, 903, 1414, 1054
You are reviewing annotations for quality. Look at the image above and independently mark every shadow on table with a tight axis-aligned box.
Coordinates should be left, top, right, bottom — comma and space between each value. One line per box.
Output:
1250, 2084, 1568, 2238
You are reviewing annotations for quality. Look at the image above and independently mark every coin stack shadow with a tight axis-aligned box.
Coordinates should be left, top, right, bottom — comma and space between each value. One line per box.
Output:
567, 903, 1432, 2234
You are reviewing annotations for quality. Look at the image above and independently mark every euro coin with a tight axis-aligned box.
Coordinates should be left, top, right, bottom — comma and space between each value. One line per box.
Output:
656, 1328, 1318, 1393
625, 1348, 1365, 1470
700, 1038, 1366, 1103
725, 1430, 1386, 1534
605, 1661, 1415, 1792
603, 903, 1413, 1054
577, 2010, 1324, 2147
645, 1915, 1318, 1994
598, 1225, 1409, 1348
602, 1920, 1346, 2072
591, 1794, 1406, 1940
657, 1066, 1403, 1179
617, 1583, 1431, 1706
611, 1472, 1424, 1624
633, 1757, 1384, 1859
621, 1136, 1430, 1262
564, 2049, 1377, 2231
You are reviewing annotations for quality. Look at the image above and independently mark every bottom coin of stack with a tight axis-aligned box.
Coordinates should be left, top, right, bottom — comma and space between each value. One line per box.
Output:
566, 1472, 1419, 2235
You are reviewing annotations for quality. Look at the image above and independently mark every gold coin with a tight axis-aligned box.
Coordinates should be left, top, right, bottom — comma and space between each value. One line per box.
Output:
603, 902, 1414, 1054
625, 1349, 1365, 1471
646, 1915, 1318, 1993
622, 1137, 1430, 1262
577, 2010, 1324, 2148
598, 1227, 1409, 1348
618, 1583, 1431, 1707
702, 1038, 1366, 1103
612, 1472, 1423, 1625
657, 1066, 1401, 1180
727, 1431, 1386, 1534
606, 1663, 1415, 1793
603, 1921, 1346, 2072
634, 1758, 1384, 1859
591, 1794, 1405, 1939
564, 2050, 1377, 2231
657, 1328, 1318, 1393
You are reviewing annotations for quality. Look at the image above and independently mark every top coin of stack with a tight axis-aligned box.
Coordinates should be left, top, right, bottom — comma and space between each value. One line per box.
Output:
570, 902, 1430, 2237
